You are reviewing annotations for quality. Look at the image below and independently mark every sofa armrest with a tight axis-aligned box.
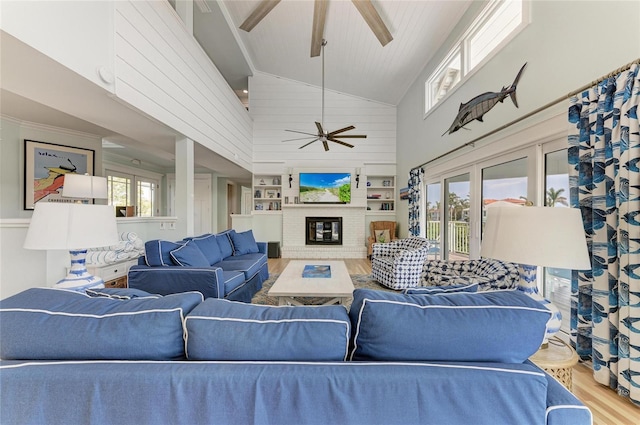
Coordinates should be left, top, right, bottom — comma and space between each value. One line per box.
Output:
256, 242, 267, 255
128, 265, 224, 299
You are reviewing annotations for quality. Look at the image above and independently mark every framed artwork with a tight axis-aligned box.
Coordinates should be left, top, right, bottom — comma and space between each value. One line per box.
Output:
399, 187, 409, 200
266, 190, 277, 199
24, 139, 95, 210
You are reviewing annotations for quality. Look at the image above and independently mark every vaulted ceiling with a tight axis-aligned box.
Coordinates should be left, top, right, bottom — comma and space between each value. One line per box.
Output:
2, 1, 474, 176
213, 0, 473, 105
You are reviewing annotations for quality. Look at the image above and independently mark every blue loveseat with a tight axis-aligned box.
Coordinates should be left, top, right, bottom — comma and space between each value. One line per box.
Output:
0, 286, 591, 425
127, 230, 268, 303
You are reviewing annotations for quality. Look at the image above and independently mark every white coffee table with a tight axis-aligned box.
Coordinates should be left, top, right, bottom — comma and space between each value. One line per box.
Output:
268, 260, 355, 306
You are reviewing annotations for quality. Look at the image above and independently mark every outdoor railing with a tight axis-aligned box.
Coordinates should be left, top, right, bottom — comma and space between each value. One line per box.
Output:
425, 221, 469, 255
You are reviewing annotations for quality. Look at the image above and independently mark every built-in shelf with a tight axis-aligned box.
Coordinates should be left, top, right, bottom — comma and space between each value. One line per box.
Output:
253, 175, 282, 212
366, 175, 395, 214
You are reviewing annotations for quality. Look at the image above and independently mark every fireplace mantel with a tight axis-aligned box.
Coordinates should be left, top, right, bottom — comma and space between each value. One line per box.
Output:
281, 205, 367, 259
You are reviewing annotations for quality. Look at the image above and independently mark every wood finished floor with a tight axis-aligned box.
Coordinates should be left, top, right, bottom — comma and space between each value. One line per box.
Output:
267, 258, 640, 424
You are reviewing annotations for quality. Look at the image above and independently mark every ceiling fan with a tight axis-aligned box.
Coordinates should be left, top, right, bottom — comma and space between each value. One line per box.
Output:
281, 40, 367, 151
239, 0, 393, 57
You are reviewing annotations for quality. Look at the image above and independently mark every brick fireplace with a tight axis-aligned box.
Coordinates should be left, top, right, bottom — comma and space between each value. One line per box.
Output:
281, 205, 367, 258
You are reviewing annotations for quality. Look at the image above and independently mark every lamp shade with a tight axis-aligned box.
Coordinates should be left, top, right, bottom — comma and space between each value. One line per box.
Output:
24, 202, 118, 250
62, 174, 108, 199
480, 206, 591, 270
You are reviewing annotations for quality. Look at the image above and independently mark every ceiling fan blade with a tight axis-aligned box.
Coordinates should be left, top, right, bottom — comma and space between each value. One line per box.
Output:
315, 121, 325, 135
328, 125, 356, 136
282, 136, 319, 142
239, 0, 281, 32
299, 139, 320, 149
310, 0, 328, 57
285, 129, 319, 136
330, 134, 367, 138
322, 140, 330, 151
328, 137, 354, 148
351, 0, 393, 46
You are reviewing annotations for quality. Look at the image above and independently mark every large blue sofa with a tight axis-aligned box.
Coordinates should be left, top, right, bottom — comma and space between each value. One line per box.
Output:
0, 285, 591, 425
127, 230, 268, 303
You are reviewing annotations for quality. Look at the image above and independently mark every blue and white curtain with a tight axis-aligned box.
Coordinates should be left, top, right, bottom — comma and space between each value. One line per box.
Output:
568, 63, 640, 405
408, 167, 424, 236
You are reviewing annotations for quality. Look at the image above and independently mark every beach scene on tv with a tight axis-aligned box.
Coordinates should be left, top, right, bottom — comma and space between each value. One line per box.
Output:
299, 173, 351, 203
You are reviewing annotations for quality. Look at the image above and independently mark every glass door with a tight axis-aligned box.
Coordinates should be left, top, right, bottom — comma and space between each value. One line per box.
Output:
425, 182, 442, 259
481, 156, 529, 233
444, 173, 470, 260
543, 147, 571, 334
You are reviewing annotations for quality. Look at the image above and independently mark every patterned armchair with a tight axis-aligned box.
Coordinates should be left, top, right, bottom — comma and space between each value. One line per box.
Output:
371, 237, 430, 290
421, 258, 520, 291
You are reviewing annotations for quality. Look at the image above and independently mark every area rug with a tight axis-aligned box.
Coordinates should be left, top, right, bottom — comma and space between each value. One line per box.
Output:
251, 274, 395, 309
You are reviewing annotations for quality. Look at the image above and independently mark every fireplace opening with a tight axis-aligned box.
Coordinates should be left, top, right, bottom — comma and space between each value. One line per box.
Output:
306, 217, 342, 245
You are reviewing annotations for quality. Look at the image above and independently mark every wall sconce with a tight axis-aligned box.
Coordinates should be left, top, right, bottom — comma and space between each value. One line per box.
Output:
355, 168, 361, 188
287, 168, 293, 188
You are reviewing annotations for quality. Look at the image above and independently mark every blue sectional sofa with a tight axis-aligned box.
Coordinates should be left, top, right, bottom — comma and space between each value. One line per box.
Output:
0, 286, 591, 425
127, 230, 268, 303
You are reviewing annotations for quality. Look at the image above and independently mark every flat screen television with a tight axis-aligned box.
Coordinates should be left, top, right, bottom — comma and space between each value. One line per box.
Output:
299, 172, 351, 204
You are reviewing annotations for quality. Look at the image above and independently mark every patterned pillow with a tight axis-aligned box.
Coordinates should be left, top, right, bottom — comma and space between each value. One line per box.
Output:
375, 229, 390, 243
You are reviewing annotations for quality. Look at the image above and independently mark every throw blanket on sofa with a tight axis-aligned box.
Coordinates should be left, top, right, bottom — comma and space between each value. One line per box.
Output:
86, 232, 144, 265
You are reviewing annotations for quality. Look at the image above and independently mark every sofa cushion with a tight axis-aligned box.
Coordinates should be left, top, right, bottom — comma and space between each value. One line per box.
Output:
221, 270, 246, 295
86, 287, 159, 300
216, 253, 267, 281
0, 288, 203, 360
185, 299, 350, 361
144, 240, 182, 266
190, 234, 223, 265
216, 230, 235, 258
403, 283, 478, 294
230, 230, 259, 256
349, 288, 551, 363
170, 240, 210, 268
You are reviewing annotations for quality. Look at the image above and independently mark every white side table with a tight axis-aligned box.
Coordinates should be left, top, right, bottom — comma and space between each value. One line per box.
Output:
70, 258, 139, 288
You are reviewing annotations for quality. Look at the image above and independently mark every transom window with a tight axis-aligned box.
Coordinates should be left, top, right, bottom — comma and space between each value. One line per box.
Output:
425, 0, 527, 115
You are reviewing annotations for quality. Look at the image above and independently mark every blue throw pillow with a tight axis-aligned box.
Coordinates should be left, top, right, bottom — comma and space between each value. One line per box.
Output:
0, 288, 203, 360
144, 240, 182, 266
403, 283, 478, 294
190, 234, 223, 265
216, 230, 235, 258
230, 230, 259, 256
349, 289, 551, 363
185, 298, 351, 361
170, 240, 210, 267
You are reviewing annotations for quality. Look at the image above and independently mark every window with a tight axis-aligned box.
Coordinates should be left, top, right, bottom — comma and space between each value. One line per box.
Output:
425, 0, 527, 114
444, 173, 470, 260
106, 168, 160, 217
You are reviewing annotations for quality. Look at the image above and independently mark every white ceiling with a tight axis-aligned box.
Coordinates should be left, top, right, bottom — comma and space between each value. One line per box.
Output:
1, 0, 474, 177
219, 0, 473, 105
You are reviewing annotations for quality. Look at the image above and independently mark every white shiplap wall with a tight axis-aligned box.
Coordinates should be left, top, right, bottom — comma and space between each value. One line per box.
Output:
250, 72, 396, 165
113, 0, 253, 170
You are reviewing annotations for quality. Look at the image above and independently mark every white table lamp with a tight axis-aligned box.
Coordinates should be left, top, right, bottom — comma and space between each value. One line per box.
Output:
480, 206, 590, 342
24, 202, 118, 291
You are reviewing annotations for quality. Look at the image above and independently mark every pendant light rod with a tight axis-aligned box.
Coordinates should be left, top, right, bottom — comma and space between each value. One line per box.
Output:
321, 39, 327, 131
